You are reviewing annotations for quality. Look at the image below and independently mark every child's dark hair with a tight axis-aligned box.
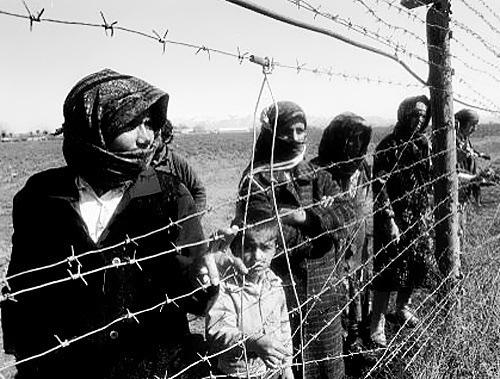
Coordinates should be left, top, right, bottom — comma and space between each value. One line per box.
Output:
230, 201, 279, 255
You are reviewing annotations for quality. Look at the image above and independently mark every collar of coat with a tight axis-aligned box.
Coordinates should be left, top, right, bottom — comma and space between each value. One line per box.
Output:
46, 166, 162, 202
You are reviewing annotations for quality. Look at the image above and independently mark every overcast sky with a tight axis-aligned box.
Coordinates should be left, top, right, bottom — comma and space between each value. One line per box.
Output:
1, 0, 499, 133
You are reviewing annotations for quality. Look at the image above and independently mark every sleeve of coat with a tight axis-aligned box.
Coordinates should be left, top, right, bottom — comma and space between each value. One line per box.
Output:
175, 181, 206, 259
372, 138, 396, 220
168, 181, 218, 316
169, 151, 207, 212
296, 170, 357, 259
205, 284, 247, 360
2, 176, 56, 358
279, 288, 293, 368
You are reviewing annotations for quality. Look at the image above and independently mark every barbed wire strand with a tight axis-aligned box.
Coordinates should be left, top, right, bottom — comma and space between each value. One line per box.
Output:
1, 7, 499, 113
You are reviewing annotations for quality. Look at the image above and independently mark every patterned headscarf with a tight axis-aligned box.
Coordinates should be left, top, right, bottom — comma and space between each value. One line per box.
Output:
317, 112, 372, 178
62, 69, 169, 190
394, 95, 431, 140
251, 101, 307, 171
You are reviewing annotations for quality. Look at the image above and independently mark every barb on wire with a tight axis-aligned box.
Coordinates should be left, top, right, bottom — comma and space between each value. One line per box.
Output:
195, 45, 211, 60
99, 11, 117, 37
1, 6, 499, 113
224, 0, 428, 86
152, 29, 169, 54
457, 0, 500, 41
22, 1, 44, 31
236, 47, 249, 64
295, 59, 306, 74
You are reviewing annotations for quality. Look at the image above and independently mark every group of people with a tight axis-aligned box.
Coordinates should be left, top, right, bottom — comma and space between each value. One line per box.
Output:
1, 69, 490, 379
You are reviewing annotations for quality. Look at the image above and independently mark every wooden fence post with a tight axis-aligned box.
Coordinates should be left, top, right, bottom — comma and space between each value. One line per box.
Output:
426, 0, 461, 287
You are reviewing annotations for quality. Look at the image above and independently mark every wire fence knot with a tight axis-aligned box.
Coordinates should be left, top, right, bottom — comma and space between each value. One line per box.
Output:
250, 55, 273, 74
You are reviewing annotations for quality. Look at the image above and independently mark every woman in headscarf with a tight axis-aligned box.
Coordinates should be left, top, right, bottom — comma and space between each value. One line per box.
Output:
370, 95, 436, 347
310, 112, 373, 357
2, 69, 218, 379
455, 108, 490, 205
237, 101, 357, 379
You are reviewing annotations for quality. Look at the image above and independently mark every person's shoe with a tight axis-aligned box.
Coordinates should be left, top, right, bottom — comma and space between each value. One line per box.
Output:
394, 306, 419, 328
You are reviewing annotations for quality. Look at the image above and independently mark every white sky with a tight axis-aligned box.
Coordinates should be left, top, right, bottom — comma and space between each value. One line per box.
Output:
0, 0, 499, 133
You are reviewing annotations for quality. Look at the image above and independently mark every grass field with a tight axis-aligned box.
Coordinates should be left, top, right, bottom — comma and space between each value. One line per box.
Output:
0, 125, 499, 378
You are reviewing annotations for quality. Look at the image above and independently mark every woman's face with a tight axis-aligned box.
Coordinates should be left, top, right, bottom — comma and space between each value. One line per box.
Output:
108, 115, 155, 152
463, 120, 478, 136
345, 131, 364, 159
278, 122, 307, 144
408, 102, 428, 133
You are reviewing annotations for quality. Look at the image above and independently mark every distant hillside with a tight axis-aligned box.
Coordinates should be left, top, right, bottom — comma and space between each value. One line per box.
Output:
174, 114, 395, 132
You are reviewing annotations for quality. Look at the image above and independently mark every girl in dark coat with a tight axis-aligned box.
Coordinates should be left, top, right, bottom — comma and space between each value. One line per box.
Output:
310, 112, 373, 353
370, 95, 435, 347
2, 69, 217, 379
237, 101, 357, 379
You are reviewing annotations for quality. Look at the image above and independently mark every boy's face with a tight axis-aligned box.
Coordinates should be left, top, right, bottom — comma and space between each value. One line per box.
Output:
239, 227, 277, 281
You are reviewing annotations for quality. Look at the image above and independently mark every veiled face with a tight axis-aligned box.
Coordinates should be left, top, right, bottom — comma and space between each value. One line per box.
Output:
345, 130, 364, 159
108, 114, 155, 152
408, 102, 428, 134
277, 122, 307, 144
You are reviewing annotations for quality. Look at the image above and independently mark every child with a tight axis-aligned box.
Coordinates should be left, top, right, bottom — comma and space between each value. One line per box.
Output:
206, 205, 294, 379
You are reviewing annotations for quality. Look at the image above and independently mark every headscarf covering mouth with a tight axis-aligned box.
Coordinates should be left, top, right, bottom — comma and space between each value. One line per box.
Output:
318, 111, 372, 176
394, 94, 431, 139
62, 68, 169, 189
251, 101, 307, 170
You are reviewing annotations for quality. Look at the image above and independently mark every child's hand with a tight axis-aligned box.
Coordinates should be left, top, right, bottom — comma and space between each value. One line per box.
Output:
320, 195, 336, 208
208, 225, 239, 253
388, 218, 400, 244
279, 207, 306, 226
194, 226, 248, 287
248, 335, 291, 370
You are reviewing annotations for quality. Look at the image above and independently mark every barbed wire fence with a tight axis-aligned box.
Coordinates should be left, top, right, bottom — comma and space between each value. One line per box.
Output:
1, 0, 500, 378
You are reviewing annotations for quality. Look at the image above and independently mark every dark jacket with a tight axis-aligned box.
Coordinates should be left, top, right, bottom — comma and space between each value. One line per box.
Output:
2, 166, 214, 379
154, 149, 207, 213
372, 132, 434, 290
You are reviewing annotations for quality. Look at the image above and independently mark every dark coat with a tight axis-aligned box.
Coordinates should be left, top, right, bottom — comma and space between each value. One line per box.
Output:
237, 161, 357, 379
154, 149, 207, 213
372, 132, 434, 291
2, 166, 214, 379
456, 135, 482, 204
